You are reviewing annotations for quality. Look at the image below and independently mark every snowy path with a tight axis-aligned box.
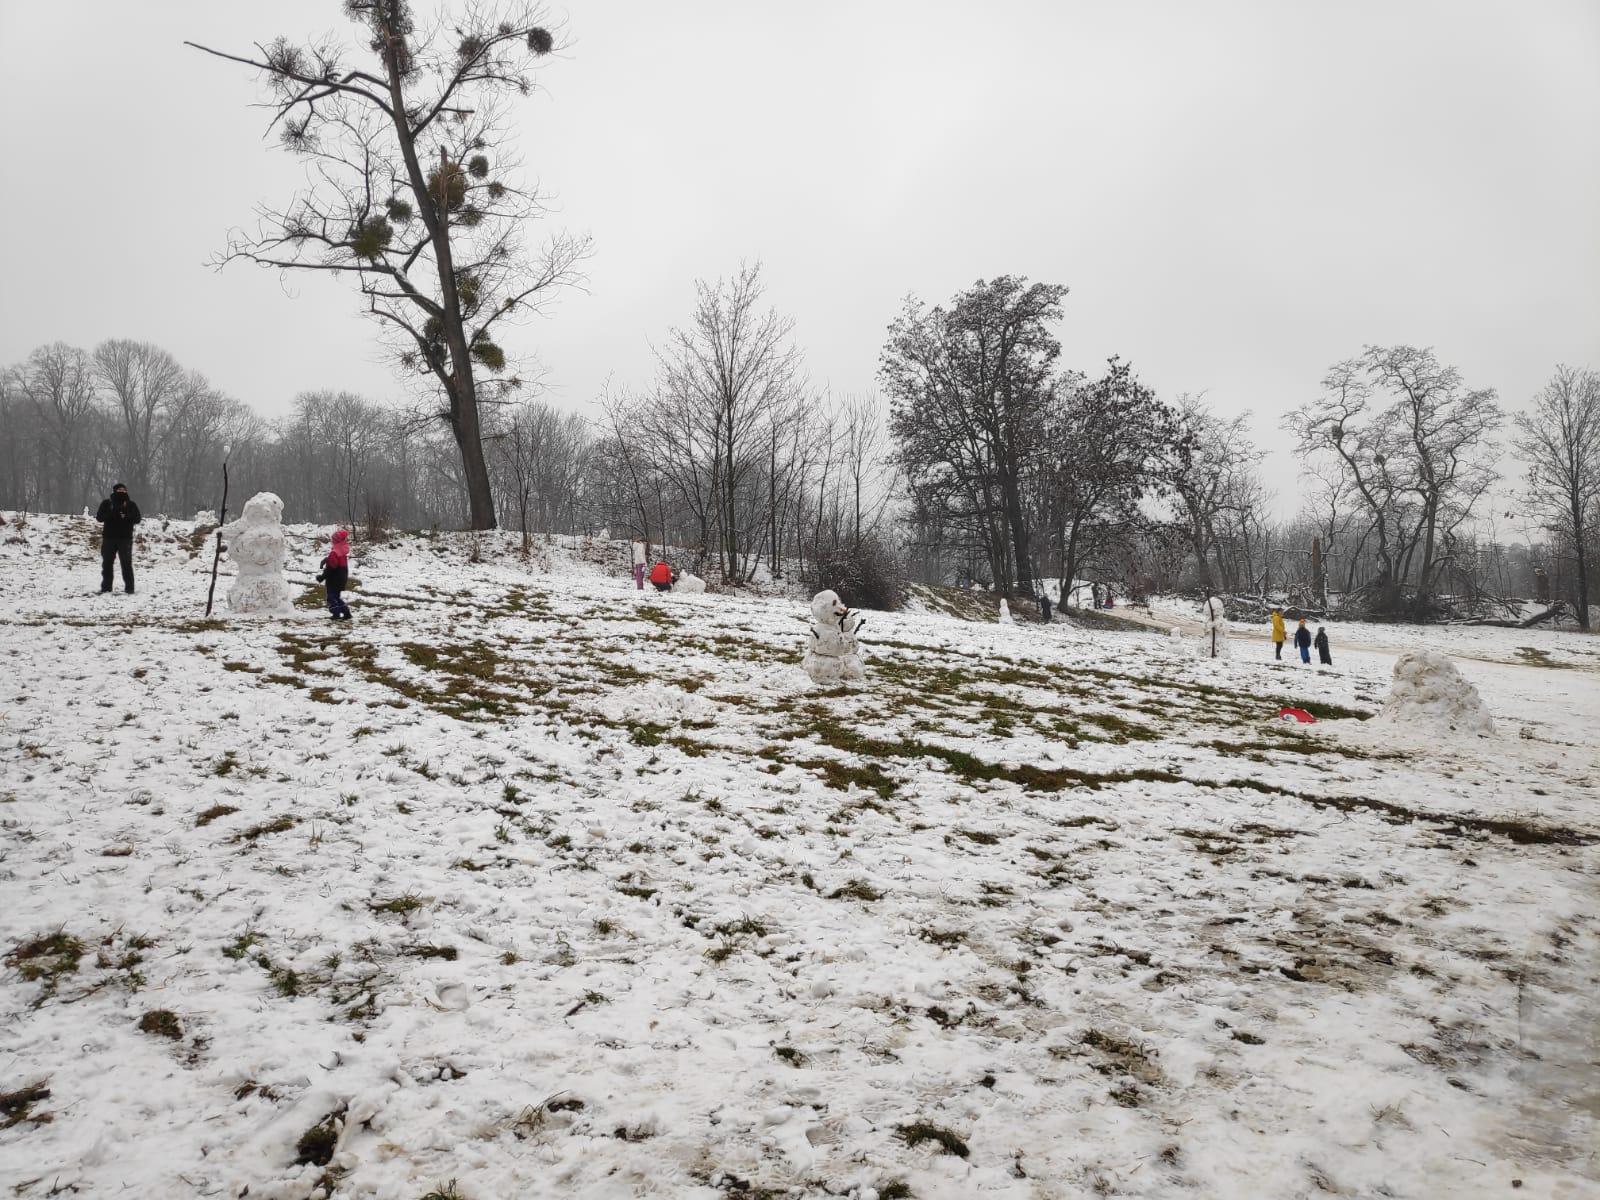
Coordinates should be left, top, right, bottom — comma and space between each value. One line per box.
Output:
1, 515, 1596, 1199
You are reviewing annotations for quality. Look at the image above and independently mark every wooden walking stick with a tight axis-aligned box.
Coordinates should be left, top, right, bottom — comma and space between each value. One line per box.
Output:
204, 454, 230, 616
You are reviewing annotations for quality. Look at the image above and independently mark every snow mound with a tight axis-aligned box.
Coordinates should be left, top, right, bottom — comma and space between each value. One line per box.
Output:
585, 681, 719, 726
1379, 650, 1494, 735
676, 572, 707, 594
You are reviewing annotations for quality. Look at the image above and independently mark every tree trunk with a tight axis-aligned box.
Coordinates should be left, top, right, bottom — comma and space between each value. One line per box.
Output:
1573, 495, 1592, 630
380, 28, 496, 530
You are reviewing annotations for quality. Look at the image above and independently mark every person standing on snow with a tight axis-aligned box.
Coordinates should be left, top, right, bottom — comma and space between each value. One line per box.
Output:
1294, 617, 1312, 663
649, 559, 674, 592
1314, 624, 1332, 666
95, 483, 142, 594
1039, 591, 1052, 622
316, 529, 353, 621
1269, 606, 1287, 660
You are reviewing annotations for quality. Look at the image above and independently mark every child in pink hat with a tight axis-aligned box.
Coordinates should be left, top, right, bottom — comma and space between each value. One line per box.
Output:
317, 529, 353, 621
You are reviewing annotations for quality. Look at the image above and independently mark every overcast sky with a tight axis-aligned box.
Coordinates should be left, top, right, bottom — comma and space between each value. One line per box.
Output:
2, 0, 1597, 513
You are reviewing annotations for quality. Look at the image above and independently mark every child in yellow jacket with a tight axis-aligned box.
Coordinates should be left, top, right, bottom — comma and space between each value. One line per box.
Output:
1270, 607, 1286, 660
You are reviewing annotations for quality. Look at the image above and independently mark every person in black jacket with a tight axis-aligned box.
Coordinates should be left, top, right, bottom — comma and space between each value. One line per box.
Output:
1314, 624, 1332, 666
95, 483, 141, 593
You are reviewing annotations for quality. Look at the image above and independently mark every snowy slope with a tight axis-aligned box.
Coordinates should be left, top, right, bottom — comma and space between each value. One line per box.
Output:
1, 512, 1596, 1199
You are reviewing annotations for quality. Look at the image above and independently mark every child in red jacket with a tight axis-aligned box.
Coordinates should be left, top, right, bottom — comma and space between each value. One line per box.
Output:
317, 529, 353, 620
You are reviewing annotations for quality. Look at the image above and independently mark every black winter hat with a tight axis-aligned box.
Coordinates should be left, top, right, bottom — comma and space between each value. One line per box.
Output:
112, 483, 127, 492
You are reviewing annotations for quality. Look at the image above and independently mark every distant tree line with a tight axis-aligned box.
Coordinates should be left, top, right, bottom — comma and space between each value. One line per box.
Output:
880, 275, 1598, 626
4, 284, 1595, 626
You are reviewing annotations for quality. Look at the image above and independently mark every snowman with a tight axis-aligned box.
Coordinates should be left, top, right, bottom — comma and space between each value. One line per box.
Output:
221, 491, 292, 614
998, 599, 1014, 625
1199, 596, 1230, 659
802, 589, 866, 684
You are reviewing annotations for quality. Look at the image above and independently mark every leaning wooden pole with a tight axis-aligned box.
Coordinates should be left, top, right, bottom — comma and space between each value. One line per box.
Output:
204, 458, 231, 616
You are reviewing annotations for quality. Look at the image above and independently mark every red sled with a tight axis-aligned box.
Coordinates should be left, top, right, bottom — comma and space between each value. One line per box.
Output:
1277, 707, 1317, 724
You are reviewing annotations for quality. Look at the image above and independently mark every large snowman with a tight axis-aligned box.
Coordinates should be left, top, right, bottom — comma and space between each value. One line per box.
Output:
221, 492, 292, 614
801, 589, 866, 684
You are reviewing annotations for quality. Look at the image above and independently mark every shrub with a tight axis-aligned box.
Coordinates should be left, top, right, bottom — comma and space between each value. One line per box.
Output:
805, 532, 907, 612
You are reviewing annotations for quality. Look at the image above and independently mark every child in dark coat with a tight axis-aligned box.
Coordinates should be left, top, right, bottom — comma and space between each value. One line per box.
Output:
1314, 624, 1332, 665
317, 529, 353, 620
1294, 618, 1312, 663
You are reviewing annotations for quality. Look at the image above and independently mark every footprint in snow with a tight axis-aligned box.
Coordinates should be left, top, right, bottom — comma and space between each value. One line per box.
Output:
434, 982, 471, 1011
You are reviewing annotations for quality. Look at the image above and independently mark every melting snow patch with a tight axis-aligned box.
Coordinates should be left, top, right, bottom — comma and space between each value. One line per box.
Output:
584, 681, 719, 725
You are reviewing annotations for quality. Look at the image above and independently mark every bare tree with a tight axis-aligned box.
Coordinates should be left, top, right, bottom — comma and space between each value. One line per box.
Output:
17, 343, 101, 510
188, 0, 590, 530
92, 340, 186, 503
1364, 345, 1501, 616
655, 263, 805, 581
1514, 365, 1600, 627
1165, 396, 1261, 594
1288, 348, 1500, 616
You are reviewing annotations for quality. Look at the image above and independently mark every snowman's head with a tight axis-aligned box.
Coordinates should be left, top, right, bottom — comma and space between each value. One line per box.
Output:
240, 491, 284, 526
811, 589, 845, 624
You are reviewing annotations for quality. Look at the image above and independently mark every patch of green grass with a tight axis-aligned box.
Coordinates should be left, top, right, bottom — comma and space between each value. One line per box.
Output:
259, 955, 302, 997
6, 931, 84, 995
406, 944, 458, 961
795, 756, 899, 799
137, 1009, 182, 1040
295, 1110, 341, 1165
1267, 696, 1375, 721
826, 879, 884, 902
896, 1121, 970, 1158
234, 814, 295, 842
222, 929, 260, 961
0, 1080, 51, 1130
371, 894, 426, 915
712, 916, 768, 937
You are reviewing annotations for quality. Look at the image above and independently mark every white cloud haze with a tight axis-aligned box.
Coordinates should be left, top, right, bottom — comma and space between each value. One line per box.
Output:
2, 0, 1596, 513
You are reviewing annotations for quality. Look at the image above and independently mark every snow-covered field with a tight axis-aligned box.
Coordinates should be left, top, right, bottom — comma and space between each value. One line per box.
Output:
2, 512, 1596, 1199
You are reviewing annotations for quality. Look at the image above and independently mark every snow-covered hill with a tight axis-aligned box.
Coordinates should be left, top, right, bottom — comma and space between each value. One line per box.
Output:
1, 511, 1596, 1198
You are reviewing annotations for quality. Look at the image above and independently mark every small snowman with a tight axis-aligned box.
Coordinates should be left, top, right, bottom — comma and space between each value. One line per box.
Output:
221, 491, 292, 614
998, 599, 1014, 625
802, 589, 866, 684
1199, 596, 1230, 659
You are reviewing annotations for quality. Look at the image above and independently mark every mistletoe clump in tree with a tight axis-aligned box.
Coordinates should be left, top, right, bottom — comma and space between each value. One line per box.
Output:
189, 1, 590, 529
